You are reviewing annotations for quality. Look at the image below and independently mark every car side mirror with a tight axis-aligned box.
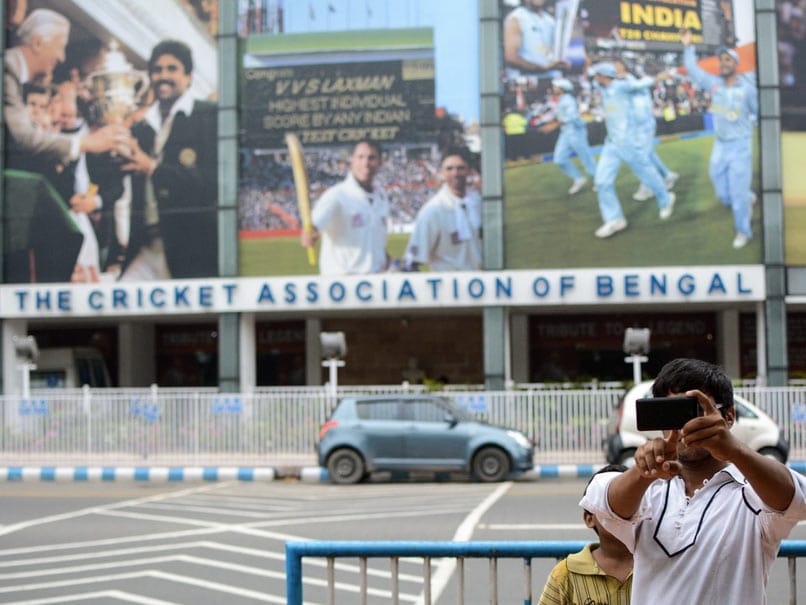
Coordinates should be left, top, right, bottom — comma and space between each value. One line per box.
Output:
444, 413, 458, 426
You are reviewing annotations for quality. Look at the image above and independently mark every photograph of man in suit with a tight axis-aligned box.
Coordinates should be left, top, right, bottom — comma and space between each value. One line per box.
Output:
118, 39, 218, 280
3, 7, 131, 283
4, 8, 127, 172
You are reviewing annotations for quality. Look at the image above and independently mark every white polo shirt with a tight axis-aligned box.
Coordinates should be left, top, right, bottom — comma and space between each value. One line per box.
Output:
580, 466, 806, 604
311, 173, 389, 275
406, 185, 482, 271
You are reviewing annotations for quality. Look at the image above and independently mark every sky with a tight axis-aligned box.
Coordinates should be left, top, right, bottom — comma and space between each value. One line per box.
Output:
279, 0, 480, 124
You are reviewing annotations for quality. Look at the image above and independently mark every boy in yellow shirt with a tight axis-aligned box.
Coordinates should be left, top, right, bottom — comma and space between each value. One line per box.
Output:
538, 464, 632, 604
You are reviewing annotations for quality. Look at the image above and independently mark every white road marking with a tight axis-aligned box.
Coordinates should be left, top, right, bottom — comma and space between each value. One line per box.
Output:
0, 483, 495, 603
478, 523, 588, 530
0, 561, 420, 604
0, 543, 424, 584
0, 569, 289, 603
3, 589, 181, 604
414, 482, 513, 605
0, 482, 230, 537
97, 504, 475, 529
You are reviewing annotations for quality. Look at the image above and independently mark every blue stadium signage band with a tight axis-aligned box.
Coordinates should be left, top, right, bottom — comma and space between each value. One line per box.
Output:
0, 266, 765, 318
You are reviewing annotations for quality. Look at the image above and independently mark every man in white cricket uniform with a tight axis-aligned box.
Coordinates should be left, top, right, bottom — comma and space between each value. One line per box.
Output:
404, 148, 482, 272
304, 140, 390, 275
680, 29, 758, 249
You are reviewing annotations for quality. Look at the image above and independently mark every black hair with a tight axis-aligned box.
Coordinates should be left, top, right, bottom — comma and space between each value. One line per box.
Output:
583, 464, 628, 521
584, 463, 628, 497
440, 146, 472, 167
148, 40, 193, 75
352, 139, 381, 156
651, 358, 734, 410
22, 81, 50, 102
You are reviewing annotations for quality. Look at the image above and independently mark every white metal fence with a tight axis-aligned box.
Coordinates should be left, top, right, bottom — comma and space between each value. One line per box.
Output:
2, 385, 805, 466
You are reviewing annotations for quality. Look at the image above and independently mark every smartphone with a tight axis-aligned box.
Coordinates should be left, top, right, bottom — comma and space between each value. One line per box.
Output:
635, 396, 701, 431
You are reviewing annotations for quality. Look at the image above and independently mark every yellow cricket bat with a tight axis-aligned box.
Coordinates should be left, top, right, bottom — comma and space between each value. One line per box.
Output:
285, 133, 317, 266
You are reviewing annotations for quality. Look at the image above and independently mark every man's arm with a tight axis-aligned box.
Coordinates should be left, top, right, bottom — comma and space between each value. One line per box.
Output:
503, 15, 568, 73
682, 389, 795, 511
728, 443, 795, 511
4, 67, 72, 161
5, 69, 129, 161
503, 16, 529, 70
680, 29, 717, 90
607, 433, 680, 518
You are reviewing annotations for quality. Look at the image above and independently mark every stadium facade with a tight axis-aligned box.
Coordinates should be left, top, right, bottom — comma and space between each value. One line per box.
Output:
0, 0, 803, 392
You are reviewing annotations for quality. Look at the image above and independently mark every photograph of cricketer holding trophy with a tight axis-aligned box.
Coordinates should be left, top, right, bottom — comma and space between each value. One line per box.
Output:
501, 0, 762, 269
2, 2, 218, 285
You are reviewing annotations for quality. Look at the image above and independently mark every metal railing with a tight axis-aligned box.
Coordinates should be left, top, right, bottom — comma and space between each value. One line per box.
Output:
285, 540, 806, 605
1, 385, 806, 465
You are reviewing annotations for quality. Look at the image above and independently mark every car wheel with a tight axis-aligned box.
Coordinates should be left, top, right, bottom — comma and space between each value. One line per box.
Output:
472, 447, 510, 482
327, 448, 365, 484
758, 447, 787, 463
616, 448, 637, 467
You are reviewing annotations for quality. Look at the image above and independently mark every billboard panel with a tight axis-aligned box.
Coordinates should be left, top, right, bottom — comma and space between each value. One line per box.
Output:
3, 0, 218, 283
778, 0, 806, 264
2, 0, 219, 284
238, 1, 481, 277
502, 0, 760, 269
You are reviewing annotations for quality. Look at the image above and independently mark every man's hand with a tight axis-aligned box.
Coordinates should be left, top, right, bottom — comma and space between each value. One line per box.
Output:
79, 124, 131, 155
119, 137, 157, 176
549, 59, 572, 72
655, 69, 678, 82
69, 192, 99, 214
300, 229, 320, 248
679, 389, 740, 461
538, 121, 559, 134
635, 430, 683, 479
680, 28, 693, 47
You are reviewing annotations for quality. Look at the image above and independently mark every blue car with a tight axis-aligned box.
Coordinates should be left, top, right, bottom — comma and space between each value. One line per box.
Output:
316, 394, 535, 484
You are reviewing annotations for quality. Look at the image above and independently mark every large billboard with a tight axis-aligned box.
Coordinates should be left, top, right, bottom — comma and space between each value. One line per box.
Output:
502, 0, 760, 269
778, 0, 806, 264
238, 1, 481, 277
2, 0, 218, 284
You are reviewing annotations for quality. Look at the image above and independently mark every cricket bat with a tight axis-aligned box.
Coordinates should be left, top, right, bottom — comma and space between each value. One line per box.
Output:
285, 133, 317, 266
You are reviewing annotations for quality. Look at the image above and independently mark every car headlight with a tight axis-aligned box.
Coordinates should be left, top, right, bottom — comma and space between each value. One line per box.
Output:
507, 430, 532, 448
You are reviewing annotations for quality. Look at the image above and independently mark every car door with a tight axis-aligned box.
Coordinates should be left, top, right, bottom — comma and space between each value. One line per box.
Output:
402, 398, 468, 470
731, 399, 771, 447
354, 400, 406, 466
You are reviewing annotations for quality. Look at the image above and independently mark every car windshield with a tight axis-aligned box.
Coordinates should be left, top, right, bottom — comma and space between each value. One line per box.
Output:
438, 397, 474, 421
351, 397, 474, 422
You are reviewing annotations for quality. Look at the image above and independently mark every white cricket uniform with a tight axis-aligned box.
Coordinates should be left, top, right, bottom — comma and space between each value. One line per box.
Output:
312, 172, 389, 275
581, 466, 806, 604
406, 185, 482, 271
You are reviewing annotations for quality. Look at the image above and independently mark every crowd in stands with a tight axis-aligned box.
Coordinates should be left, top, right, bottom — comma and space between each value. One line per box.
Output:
238, 145, 445, 232
505, 51, 714, 137
778, 0, 806, 88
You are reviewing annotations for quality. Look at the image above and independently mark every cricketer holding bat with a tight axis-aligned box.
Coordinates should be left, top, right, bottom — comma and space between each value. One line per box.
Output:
300, 139, 390, 275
